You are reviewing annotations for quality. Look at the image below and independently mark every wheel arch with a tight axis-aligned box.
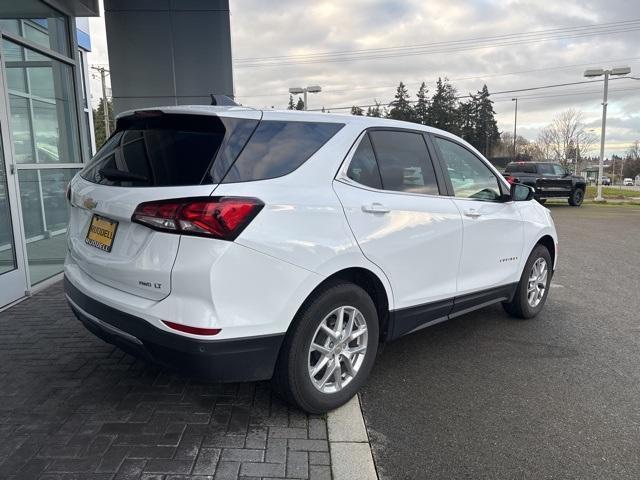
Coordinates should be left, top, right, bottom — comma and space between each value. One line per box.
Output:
287, 267, 392, 345
535, 234, 556, 269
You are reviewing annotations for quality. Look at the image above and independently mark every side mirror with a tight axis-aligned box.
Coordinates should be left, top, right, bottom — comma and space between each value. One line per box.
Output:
511, 182, 535, 202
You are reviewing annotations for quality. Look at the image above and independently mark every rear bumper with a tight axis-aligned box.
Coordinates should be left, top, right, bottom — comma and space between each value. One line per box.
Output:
64, 277, 284, 382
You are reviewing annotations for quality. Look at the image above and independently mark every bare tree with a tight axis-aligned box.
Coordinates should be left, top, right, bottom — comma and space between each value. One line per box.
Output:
534, 127, 555, 161
628, 140, 640, 160
539, 108, 595, 173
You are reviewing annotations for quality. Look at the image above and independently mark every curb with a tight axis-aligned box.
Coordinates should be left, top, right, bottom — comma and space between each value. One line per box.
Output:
327, 395, 378, 480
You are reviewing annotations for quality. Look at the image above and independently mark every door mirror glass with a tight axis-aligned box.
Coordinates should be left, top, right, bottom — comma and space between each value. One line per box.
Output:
511, 183, 535, 201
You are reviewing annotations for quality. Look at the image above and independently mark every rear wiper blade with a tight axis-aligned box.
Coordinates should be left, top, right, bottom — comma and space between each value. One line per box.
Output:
99, 168, 148, 182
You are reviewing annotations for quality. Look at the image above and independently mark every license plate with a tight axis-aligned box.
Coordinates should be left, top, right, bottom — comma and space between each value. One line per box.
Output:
85, 214, 118, 253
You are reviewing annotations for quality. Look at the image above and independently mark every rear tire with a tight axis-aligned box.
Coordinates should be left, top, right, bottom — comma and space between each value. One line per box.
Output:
272, 282, 379, 413
502, 244, 552, 319
568, 188, 584, 206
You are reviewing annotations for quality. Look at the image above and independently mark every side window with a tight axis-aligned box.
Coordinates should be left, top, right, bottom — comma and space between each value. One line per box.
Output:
346, 134, 382, 189
537, 163, 554, 175
434, 137, 502, 201
552, 164, 566, 176
369, 130, 439, 195
222, 121, 344, 183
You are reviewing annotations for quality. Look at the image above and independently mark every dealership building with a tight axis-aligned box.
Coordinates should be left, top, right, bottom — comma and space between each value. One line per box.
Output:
0, 0, 233, 307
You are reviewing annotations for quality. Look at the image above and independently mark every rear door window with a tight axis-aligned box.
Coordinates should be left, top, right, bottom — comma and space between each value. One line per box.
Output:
81, 114, 258, 187
221, 121, 344, 183
369, 130, 439, 195
346, 134, 382, 189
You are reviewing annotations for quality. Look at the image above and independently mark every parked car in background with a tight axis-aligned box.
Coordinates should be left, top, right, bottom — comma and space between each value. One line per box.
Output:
64, 107, 558, 413
601, 176, 611, 186
503, 161, 587, 206
623, 178, 634, 186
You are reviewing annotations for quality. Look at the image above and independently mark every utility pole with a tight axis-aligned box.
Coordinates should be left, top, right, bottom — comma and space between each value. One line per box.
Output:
512, 98, 518, 160
584, 66, 631, 201
91, 65, 111, 137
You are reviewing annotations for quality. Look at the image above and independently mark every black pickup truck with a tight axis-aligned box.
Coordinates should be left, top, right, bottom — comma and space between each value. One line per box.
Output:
503, 161, 587, 206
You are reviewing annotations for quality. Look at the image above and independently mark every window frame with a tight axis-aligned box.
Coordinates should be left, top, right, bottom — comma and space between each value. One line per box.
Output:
429, 133, 510, 202
337, 127, 448, 198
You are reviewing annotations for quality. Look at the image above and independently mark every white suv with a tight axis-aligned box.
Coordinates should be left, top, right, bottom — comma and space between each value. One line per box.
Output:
65, 106, 557, 413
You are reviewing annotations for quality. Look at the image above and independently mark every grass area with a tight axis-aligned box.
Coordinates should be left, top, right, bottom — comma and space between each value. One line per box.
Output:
585, 186, 640, 199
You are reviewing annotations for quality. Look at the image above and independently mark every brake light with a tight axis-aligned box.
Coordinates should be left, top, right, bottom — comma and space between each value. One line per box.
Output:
132, 197, 263, 240
162, 320, 221, 336
505, 175, 516, 184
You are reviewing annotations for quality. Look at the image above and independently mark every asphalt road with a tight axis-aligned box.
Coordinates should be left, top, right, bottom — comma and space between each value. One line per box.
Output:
360, 204, 640, 479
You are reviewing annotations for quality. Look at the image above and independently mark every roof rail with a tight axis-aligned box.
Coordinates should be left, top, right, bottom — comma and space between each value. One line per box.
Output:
210, 94, 239, 106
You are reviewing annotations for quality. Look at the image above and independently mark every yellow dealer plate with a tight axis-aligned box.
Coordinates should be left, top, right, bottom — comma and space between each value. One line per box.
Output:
85, 214, 118, 253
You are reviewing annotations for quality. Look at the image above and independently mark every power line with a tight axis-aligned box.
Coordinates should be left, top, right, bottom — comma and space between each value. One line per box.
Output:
235, 21, 640, 67
235, 19, 640, 62
235, 57, 640, 100
306, 77, 638, 111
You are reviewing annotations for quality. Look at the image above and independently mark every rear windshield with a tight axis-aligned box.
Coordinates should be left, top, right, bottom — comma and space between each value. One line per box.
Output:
505, 162, 537, 174
81, 114, 257, 187
81, 114, 343, 187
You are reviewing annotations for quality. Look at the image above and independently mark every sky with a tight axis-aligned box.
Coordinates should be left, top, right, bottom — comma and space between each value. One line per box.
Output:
87, 0, 640, 156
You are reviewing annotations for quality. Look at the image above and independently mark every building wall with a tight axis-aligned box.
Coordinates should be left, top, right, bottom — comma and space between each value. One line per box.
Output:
104, 0, 234, 115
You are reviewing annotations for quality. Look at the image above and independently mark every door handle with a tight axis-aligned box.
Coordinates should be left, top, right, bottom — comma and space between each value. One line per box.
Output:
463, 208, 482, 218
362, 203, 390, 214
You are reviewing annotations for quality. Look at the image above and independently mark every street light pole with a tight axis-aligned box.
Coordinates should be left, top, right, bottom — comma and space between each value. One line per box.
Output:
584, 66, 631, 201
512, 98, 518, 160
595, 71, 609, 201
289, 86, 322, 110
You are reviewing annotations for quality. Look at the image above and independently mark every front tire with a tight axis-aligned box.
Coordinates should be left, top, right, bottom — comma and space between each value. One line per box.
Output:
272, 282, 379, 413
502, 244, 552, 319
568, 188, 584, 206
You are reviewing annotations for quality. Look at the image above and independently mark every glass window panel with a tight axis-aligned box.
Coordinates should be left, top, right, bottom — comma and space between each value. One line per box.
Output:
17, 170, 44, 239
18, 168, 78, 285
0, 2, 70, 56
0, 20, 20, 35
435, 137, 502, 201
0, 133, 17, 275
4, 39, 81, 164
370, 130, 439, 195
223, 121, 344, 183
347, 134, 382, 189
9, 95, 35, 164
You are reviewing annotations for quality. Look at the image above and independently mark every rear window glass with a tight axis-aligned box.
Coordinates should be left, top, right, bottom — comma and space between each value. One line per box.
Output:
221, 121, 344, 183
505, 162, 537, 174
81, 114, 258, 187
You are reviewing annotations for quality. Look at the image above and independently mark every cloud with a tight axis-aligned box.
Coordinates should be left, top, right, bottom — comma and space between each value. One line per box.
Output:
86, 0, 640, 155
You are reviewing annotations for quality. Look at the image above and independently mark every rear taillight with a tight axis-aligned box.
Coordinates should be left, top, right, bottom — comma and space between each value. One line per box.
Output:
132, 197, 263, 240
505, 175, 517, 184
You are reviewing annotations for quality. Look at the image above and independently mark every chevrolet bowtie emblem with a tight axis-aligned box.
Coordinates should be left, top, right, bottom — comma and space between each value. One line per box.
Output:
83, 197, 98, 210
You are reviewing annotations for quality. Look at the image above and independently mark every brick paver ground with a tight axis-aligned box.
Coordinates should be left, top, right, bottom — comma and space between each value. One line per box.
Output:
0, 282, 331, 480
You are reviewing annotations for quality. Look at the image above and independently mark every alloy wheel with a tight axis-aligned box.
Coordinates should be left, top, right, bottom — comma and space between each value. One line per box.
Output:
307, 306, 368, 394
527, 257, 548, 308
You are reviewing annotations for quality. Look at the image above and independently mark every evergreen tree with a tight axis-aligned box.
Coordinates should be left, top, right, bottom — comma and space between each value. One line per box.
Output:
287, 95, 295, 110
427, 78, 459, 135
457, 97, 476, 144
366, 101, 382, 118
351, 105, 364, 116
92, 97, 115, 148
472, 85, 500, 157
387, 82, 413, 122
414, 82, 430, 125
295, 98, 305, 110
